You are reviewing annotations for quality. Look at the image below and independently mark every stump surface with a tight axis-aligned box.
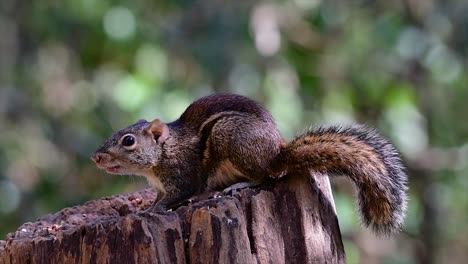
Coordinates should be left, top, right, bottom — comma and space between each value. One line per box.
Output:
0, 173, 345, 264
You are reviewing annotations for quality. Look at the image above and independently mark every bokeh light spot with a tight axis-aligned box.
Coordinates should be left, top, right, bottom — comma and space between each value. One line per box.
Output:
251, 4, 281, 57
103, 6, 136, 41
113, 75, 149, 111
0, 180, 20, 213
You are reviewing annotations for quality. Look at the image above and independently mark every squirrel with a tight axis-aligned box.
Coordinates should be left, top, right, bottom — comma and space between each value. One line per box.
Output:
91, 93, 408, 235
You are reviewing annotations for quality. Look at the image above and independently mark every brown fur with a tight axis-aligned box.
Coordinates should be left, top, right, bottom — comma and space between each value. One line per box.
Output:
92, 94, 407, 235
273, 125, 408, 234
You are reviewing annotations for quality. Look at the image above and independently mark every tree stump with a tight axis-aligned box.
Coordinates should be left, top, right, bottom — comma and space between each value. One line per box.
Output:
0, 172, 345, 264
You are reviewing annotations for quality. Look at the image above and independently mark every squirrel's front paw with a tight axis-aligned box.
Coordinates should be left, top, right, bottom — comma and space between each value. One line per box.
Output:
136, 200, 167, 216
222, 182, 259, 195
136, 209, 153, 217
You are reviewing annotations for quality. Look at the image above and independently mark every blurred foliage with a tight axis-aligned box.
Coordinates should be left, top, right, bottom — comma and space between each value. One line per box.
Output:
1, 0, 467, 263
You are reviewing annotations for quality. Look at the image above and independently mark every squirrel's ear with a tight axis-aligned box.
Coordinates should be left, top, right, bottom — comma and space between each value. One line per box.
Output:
146, 119, 169, 144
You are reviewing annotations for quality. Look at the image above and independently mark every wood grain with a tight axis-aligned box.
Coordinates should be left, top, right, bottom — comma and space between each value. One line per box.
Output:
0, 172, 345, 264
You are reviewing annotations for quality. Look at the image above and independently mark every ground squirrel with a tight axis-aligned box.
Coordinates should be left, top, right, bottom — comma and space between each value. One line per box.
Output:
92, 93, 408, 235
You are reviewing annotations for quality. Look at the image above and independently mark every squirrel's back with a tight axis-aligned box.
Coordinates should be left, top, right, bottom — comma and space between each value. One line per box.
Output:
178, 94, 276, 130
175, 94, 284, 190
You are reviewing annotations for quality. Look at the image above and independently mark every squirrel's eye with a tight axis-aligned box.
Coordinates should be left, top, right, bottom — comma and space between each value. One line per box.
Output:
122, 135, 135, 147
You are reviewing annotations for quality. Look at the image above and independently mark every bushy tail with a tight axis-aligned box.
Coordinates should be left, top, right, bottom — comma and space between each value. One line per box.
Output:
275, 124, 408, 235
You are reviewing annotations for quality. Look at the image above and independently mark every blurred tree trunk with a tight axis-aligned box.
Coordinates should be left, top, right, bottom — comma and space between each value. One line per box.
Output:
0, 172, 345, 264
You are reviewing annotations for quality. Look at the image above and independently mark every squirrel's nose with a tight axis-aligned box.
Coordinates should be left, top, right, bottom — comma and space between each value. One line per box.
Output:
91, 153, 103, 163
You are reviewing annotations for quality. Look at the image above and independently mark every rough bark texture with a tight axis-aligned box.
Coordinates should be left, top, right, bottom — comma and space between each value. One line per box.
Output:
0, 172, 345, 264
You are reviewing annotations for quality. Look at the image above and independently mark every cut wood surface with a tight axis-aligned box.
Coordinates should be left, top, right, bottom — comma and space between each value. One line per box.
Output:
0, 173, 345, 264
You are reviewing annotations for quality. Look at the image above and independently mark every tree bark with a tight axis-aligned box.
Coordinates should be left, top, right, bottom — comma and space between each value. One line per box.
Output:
0, 172, 345, 264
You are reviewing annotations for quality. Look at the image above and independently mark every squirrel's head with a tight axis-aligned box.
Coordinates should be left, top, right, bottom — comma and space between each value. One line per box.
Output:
91, 119, 169, 177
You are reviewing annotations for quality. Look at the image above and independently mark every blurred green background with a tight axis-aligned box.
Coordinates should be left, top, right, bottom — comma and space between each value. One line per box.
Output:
1, 0, 467, 263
